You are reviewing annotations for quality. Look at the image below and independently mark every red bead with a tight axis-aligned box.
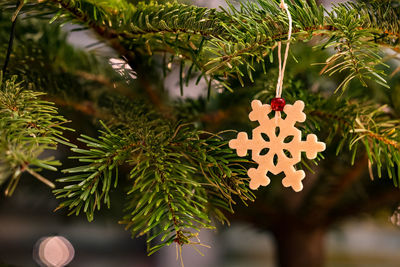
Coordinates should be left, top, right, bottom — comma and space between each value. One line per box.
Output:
271, 98, 286, 111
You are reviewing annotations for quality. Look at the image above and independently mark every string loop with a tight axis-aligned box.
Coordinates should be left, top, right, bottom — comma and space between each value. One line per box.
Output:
275, 0, 292, 98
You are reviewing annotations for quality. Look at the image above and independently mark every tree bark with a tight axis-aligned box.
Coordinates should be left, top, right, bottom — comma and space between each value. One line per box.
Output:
272, 224, 326, 267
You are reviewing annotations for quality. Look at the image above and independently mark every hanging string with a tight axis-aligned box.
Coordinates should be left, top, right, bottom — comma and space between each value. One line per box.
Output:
276, 0, 293, 98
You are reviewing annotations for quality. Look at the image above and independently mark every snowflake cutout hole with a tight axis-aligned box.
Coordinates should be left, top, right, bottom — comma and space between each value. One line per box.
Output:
229, 100, 326, 192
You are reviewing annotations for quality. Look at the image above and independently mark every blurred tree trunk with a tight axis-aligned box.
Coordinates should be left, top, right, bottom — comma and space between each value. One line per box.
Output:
272, 224, 326, 267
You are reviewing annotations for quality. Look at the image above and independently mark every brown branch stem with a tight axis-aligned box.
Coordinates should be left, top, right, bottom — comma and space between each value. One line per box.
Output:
47, 96, 106, 119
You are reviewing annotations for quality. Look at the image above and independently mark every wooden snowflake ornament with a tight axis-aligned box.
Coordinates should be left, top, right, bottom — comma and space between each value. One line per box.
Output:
229, 100, 326, 192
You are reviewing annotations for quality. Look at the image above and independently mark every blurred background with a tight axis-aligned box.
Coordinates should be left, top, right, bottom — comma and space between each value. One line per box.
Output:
2, 178, 400, 267
1, 0, 400, 267
1, 171, 400, 267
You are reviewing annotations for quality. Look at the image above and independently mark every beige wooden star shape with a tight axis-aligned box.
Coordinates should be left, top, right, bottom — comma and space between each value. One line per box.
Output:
229, 100, 326, 192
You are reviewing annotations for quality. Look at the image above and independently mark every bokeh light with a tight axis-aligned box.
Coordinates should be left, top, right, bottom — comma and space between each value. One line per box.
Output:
33, 236, 75, 267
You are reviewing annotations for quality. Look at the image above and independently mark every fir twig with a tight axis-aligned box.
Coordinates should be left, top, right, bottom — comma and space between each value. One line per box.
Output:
0, 74, 73, 196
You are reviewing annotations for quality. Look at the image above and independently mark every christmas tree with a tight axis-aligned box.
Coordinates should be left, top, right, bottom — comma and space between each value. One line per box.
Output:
1, 0, 400, 266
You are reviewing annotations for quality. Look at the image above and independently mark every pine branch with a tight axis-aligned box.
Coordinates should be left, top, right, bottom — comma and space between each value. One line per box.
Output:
54, 124, 132, 221
41, 0, 169, 112
54, 95, 254, 254
318, 4, 389, 92
34, 0, 400, 93
122, 135, 214, 255
0, 12, 117, 97
0, 12, 149, 123
311, 104, 400, 184
0, 74, 73, 196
